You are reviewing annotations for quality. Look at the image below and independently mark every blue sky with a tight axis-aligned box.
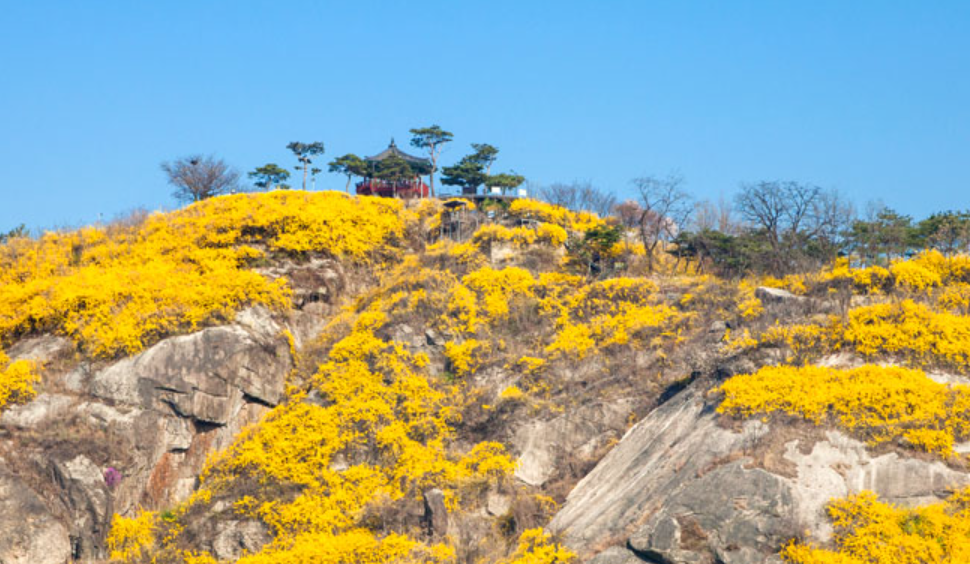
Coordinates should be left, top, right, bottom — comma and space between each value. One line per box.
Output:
1, 1, 969, 232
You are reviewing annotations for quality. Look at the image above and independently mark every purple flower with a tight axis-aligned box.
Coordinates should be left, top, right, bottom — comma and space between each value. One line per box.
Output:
103, 467, 122, 489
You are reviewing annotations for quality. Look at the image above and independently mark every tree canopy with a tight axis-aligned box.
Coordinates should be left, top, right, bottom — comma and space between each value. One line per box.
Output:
441, 157, 487, 195
409, 125, 453, 197
329, 154, 368, 192
161, 155, 240, 203
248, 163, 291, 191
287, 141, 325, 190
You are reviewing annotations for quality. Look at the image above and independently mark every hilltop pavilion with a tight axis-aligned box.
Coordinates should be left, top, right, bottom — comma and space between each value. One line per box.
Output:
355, 139, 432, 198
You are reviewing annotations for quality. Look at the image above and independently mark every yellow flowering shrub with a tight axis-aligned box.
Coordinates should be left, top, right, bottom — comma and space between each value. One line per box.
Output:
500, 385, 525, 401
507, 199, 604, 232
0, 349, 38, 411
535, 222, 569, 246
850, 265, 892, 293
545, 323, 596, 359
445, 339, 488, 377
183, 296, 514, 562
781, 489, 970, 564
515, 356, 547, 375
891, 259, 942, 291
716, 364, 970, 457
106, 510, 156, 562
462, 267, 536, 323
472, 224, 567, 248
844, 300, 970, 369
0, 192, 408, 358
760, 299, 970, 370
937, 283, 970, 314
736, 281, 764, 319
182, 551, 218, 564
761, 318, 843, 364
818, 259, 891, 295
501, 528, 575, 564
178, 191, 405, 258
722, 328, 758, 354
536, 275, 686, 359
237, 529, 454, 564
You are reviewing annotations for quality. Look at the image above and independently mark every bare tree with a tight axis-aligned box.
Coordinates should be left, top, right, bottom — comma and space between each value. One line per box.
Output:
632, 174, 693, 272
161, 155, 240, 203
612, 200, 643, 229
692, 196, 740, 235
536, 181, 617, 217
735, 181, 853, 271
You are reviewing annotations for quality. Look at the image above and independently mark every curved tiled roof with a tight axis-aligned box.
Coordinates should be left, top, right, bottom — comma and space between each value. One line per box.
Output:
366, 139, 431, 165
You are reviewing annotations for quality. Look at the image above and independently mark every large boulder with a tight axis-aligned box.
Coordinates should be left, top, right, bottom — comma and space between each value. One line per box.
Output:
512, 399, 634, 487
0, 466, 72, 564
550, 382, 970, 563
0, 307, 295, 562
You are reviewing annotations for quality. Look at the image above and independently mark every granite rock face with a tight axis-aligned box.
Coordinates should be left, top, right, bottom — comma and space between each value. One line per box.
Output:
0, 466, 73, 564
550, 383, 970, 563
0, 307, 293, 563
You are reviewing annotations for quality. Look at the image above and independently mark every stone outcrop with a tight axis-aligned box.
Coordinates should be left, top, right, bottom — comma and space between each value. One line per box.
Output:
0, 465, 72, 564
0, 307, 293, 562
550, 382, 970, 563
512, 399, 634, 488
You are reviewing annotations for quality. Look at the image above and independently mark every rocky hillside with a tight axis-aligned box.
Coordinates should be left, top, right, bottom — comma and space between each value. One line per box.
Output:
2, 191, 969, 563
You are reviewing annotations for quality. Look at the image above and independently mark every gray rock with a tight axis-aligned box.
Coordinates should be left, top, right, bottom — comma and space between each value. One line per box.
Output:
551, 383, 970, 562
550, 386, 768, 558
6, 334, 73, 363
424, 488, 449, 538
486, 491, 511, 517
513, 400, 633, 487
89, 315, 289, 424
211, 520, 271, 560
755, 286, 803, 304
588, 546, 644, 564
628, 463, 792, 564
0, 393, 75, 429
782, 430, 970, 541
51, 455, 111, 560
0, 465, 72, 564
709, 320, 729, 338
0, 310, 296, 564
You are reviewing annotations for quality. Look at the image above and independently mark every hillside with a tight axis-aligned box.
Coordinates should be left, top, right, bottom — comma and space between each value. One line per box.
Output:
2, 191, 970, 564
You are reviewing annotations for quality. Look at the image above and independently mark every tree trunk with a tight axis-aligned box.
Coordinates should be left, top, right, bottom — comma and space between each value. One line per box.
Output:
429, 146, 437, 198
345, 176, 352, 193
302, 163, 308, 191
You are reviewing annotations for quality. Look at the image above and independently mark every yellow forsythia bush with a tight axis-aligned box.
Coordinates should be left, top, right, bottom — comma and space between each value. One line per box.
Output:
106, 510, 156, 562
445, 339, 488, 377
507, 199, 604, 232
761, 319, 843, 364
844, 300, 970, 369
0, 192, 407, 358
0, 349, 38, 411
190, 298, 514, 562
716, 364, 970, 457
500, 528, 575, 564
236, 530, 454, 564
462, 266, 536, 323
471, 224, 567, 248
891, 259, 942, 291
736, 281, 764, 320
782, 489, 970, 564
762, 299, 970, 370
534, 274, 684, 359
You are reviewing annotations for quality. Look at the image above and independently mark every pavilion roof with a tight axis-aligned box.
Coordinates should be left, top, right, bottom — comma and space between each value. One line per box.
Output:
366, 139, 431, 166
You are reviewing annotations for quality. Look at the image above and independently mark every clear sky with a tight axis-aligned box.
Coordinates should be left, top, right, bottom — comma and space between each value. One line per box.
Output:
1, 1, 969, 232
